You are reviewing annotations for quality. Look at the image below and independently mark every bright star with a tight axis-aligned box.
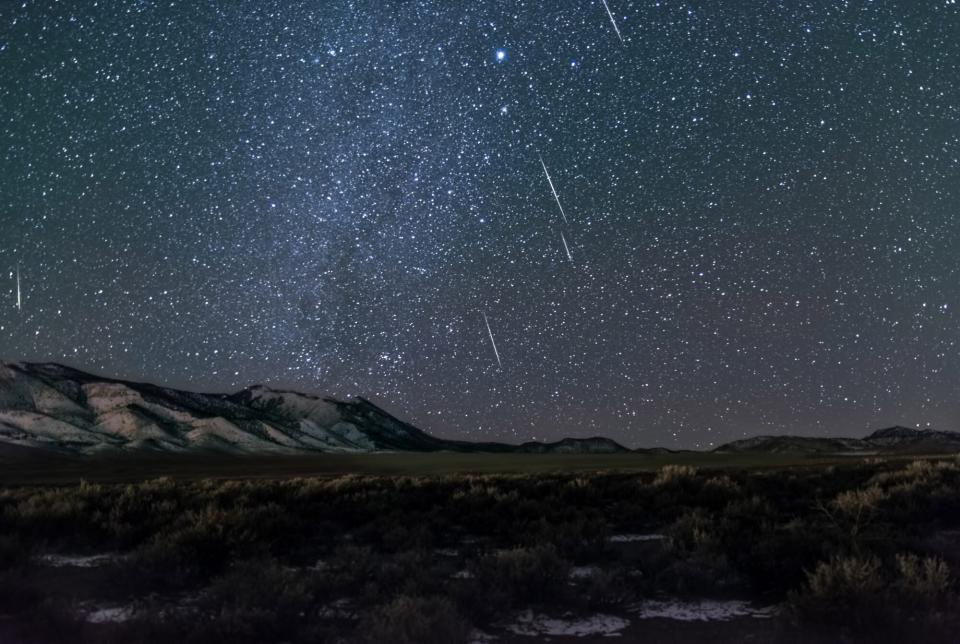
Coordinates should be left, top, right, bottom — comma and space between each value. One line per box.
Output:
495, 49, 507, 62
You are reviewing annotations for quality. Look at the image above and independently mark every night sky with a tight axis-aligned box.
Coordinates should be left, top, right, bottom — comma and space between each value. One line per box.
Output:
1, 1, 959, 448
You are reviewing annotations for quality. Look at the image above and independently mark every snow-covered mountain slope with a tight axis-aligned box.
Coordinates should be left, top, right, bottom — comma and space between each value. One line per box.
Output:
0, 362, 631, 455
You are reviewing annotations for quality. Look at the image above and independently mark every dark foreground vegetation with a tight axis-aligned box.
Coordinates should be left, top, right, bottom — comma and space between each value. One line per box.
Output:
1, 456, 960, 643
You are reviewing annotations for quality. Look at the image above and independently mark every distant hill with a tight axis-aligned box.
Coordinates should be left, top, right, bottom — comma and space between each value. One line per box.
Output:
514, 436, 629, 454
0, 362, 628, 456
715, 426, 960, 455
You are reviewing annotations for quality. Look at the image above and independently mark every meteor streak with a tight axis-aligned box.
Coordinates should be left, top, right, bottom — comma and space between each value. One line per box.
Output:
560, 231, 574, 263
15, 264, 21, 311
539, 155, 568, 224
601, 0, 624, 43
482, 312, 502, 369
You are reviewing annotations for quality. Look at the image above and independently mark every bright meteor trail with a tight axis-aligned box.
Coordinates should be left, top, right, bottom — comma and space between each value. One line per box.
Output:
539, 155, 568, 224
601, 0, 624, 43
560, 231, 573, 263
482, 312, 502, 369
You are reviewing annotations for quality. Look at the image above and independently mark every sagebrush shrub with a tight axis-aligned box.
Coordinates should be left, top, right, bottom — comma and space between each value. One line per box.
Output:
895, 553, 950, 602
806, 556, 884, 597
357, 595, 470, 644
790, 556, 886, 628
474, 545, 569, 606
653, 465, 698, 487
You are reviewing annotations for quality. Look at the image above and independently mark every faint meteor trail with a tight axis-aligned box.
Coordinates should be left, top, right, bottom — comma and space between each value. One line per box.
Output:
560, 231, 574, 263
15, 264, 21, 311
482, 312, 503, 369
539, 155, 568, 224
601, 0, 624, 43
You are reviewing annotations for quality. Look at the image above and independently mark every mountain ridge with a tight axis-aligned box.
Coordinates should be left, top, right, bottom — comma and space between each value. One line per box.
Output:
0, 361, 630, 456
1, 361, 958, 456
714, 426, 960, 455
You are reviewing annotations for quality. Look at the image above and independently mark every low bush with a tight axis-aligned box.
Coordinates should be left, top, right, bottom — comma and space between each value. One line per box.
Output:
894, 553, 950, 604
790, 553, 956, 638
790, 556, 886, 627
653, 465, 698, 487
200, 559, 318, 641
356, 595, 470, 644
464, 545, 569, 619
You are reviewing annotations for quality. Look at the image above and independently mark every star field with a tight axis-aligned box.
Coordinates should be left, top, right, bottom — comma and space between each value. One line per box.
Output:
2, 1, 959, 448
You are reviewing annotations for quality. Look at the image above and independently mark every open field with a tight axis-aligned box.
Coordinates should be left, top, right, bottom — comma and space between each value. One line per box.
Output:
2, 454, 960, 643
0, 448, 945, 485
